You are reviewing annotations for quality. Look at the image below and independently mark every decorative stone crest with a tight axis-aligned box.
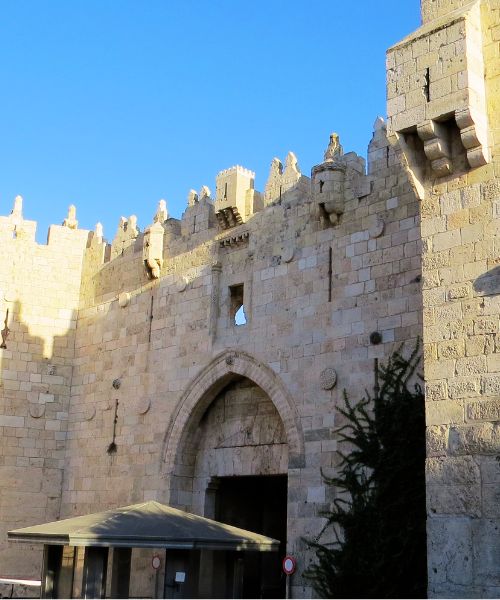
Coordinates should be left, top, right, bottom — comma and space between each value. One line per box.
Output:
199, 186, 211, 201
94, 222, 104, 240
323, 133, 343, 163
187, 189, 199, 207
63, 205, 78, 229
153, 199, 168, 224
320, 367, 337, 390
10, 195, 23, 223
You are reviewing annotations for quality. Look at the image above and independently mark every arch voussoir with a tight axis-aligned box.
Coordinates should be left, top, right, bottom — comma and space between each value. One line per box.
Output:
161, 349, 304, 479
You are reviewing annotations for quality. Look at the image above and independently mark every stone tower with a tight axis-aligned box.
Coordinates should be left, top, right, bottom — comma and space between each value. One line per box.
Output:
388, 0, 500, 596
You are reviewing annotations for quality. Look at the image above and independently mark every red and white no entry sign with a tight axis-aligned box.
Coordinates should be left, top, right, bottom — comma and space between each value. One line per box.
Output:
282, 555, 296, 575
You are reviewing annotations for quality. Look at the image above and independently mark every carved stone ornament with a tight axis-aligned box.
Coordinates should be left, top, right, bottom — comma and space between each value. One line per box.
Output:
320, 368, 337, 390
84, 406, 96, 421
282, 246, 295, 263
369, 217, 385, 239
63, 204, 78, 229
176, 277, 188, 293
118, 292, 130, 308
136, 398, 151, 415
323, 133, 343, 163
225, 353, 238, 366
29, 403, 45, 419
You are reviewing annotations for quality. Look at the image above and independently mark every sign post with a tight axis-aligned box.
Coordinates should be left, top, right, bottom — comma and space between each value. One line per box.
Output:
282, 555, 296, 599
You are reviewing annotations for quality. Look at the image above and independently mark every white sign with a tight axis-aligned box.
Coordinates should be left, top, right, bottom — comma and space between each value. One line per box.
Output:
175, 572, 186, 583
151, 555, 161, 570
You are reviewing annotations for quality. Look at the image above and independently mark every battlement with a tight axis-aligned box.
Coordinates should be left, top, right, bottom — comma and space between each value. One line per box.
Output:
0, 132, 378, 268
216, 165, 256, 179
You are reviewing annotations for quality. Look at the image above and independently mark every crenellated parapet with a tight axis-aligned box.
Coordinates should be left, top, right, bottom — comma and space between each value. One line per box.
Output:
181, 187, 216, 237
111, 215, 140, 258
263, 151, 305, 205
0, 196, 37, 242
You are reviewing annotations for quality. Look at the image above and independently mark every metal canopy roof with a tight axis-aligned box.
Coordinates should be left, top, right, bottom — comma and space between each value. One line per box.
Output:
8, 501, 279, 552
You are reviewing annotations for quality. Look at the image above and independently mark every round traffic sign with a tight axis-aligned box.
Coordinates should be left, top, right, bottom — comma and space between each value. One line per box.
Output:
282, 555, 296, 575
152, 555, 161, 570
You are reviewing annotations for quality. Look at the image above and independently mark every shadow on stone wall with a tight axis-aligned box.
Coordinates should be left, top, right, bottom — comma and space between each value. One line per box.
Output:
474, 264, 500, 296
0, 299, 76, 581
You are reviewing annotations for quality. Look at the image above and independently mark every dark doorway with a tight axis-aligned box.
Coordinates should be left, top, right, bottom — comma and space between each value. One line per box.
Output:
215, 475, 287, 599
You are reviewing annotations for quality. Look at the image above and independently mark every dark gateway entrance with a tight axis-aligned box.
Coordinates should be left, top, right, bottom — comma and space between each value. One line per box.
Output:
214, 474, 287, 599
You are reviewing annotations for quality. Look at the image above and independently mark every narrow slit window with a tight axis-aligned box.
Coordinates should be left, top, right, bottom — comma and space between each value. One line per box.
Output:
229, 284, 246, 326
424, 68, 430, 102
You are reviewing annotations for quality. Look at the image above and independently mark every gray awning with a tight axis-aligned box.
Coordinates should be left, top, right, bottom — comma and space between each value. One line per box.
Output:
8, 501, 279, 552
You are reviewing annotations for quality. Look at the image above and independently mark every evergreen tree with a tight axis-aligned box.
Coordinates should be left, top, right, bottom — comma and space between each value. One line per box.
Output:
305, 345, 427, 598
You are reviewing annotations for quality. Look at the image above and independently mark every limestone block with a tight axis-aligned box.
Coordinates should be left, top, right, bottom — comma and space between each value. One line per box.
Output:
427, 424, 449, 456
466, 399, 500, 422
448, 423, 500, 455
427, 518, 473, 587
427, 456, 481, 516
426, 400, 464, 426
472, 519, 500, 587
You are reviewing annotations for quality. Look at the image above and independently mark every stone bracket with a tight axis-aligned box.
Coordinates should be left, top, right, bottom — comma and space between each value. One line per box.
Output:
456, 107, 490, 169
216, 207, 243, 230
417, 120, 452, 177
219, 231, 249, 248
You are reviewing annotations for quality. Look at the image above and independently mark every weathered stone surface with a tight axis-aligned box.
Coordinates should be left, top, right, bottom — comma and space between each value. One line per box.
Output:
467, 400, 500, 423
427, 457, 481, 517
0, 1, 498, 597
427, 518, 473, 587
449, 424, 500, 456
472, 520, 500, 587
427, 425, 448, 456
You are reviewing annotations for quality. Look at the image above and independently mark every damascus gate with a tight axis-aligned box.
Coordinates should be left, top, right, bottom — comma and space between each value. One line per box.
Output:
1, 0, 500, 597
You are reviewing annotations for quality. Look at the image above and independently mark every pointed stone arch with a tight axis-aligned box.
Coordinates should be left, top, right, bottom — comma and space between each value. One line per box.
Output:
161, 349, 305, 491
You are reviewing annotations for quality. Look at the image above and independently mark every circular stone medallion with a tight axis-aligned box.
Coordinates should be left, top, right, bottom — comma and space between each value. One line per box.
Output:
320, 368, 337, 390
29, 403, 45, 418
369, 218, 385, 239
84, 406, 96, 421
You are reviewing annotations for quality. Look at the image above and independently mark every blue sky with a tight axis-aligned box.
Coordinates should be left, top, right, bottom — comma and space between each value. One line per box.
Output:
1, 1, 420, 243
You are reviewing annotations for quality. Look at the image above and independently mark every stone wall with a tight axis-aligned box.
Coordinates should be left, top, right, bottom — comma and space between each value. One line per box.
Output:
388, 0, 500, 596
0, 202, 89, 577
48, 123, 422, 597
0, 122, 423, 595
